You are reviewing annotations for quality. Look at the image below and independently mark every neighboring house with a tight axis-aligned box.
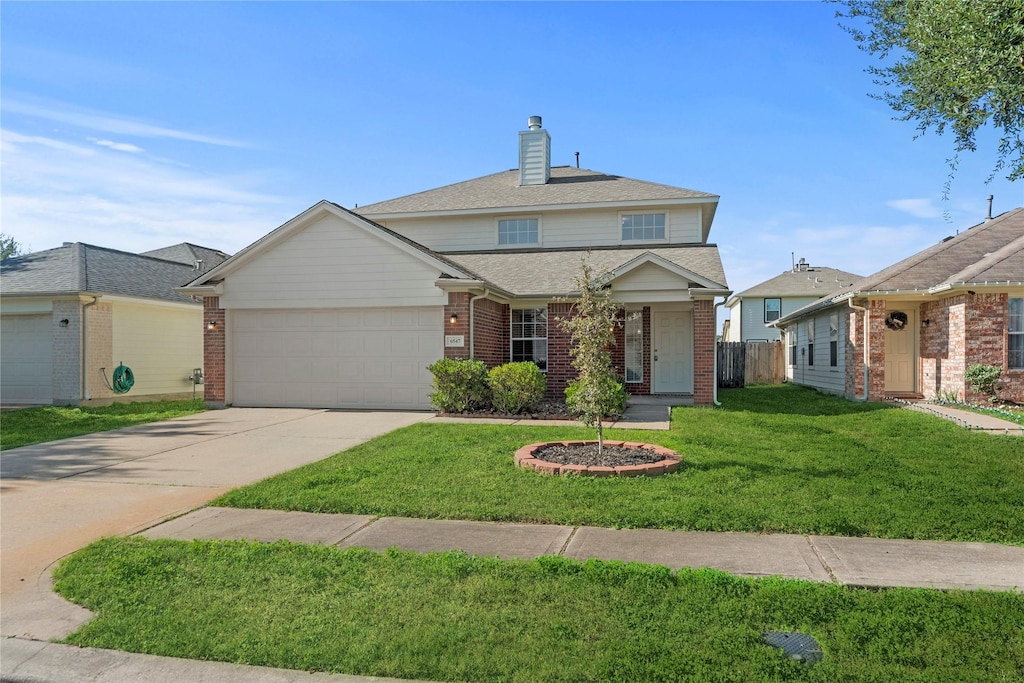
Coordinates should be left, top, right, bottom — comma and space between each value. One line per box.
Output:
773, 208, 1024, 403
0, 242, 229, 405
180, 117, 731, 410
722, 259, 860, 342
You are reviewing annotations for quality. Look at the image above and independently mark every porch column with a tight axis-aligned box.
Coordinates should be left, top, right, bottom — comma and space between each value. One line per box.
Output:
693, 299, 716, 405
203, 297, 226, 408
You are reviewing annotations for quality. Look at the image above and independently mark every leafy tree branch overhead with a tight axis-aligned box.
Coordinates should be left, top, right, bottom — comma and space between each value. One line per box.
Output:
837, 0, 1024, 182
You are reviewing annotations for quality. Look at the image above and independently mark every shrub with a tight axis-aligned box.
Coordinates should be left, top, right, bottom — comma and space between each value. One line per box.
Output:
488, 362, 546, 414
427, 358, 490, 413
965, 364, 1002, 402
565, 376, 628, 418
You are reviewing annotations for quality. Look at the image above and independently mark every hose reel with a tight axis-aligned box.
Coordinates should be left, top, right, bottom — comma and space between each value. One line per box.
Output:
101, 362, 135, 394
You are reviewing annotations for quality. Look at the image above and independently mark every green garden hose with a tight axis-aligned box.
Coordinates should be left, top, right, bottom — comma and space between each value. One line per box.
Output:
102, 363, 135, 394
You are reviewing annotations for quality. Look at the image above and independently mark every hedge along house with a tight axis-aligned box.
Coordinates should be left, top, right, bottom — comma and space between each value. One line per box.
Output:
0, 242, 229, 405
181, 117, 731, 410
772, 207, 1024, 404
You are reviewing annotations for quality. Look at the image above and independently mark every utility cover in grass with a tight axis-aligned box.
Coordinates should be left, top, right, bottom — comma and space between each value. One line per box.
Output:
761, 631, 823, 664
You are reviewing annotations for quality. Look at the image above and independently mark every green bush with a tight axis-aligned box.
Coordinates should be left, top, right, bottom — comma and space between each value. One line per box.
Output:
965, 363, 1001, 402
427, 358, 490, 412
488, 362, 546, 414
564, 376, 628, 418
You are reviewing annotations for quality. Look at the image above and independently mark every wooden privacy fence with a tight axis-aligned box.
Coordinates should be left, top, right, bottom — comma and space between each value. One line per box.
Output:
718, 341, 785, 388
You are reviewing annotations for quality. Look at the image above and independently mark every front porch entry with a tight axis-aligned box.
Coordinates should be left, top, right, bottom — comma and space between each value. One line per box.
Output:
884, 306, 917, 393
653, 310, 693, 394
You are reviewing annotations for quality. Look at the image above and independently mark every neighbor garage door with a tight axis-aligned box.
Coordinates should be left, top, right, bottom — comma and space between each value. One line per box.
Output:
231, 307, 442, 409
1, 314, 54, 405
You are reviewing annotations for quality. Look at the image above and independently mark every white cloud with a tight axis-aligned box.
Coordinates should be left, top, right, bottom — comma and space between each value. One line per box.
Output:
886, 198, 942, 219
3, 96, 248, 148
91, 138, 144, 153
1, 128, 293, 255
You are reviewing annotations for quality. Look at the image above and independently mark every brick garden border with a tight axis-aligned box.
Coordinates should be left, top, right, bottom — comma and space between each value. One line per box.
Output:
514, 441, 682, 477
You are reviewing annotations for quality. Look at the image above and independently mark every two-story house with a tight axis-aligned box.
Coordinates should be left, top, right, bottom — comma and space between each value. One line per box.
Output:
722, 259, 860, 342
181, 118, 730, 410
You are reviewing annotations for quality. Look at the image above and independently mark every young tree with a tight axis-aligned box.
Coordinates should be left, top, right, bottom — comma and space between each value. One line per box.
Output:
558, 261, 621, 455
1, 234, 23, 260
837, 0, 1024, 183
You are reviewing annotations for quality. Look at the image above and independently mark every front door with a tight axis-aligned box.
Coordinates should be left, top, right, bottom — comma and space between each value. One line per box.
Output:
884, 307, 916, 393
653, 311, 693, 393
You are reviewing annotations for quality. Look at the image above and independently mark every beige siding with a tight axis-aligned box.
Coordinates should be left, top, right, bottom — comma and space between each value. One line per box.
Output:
219, 213, 448, 309
112, 302, 203, 397
379, 206, 703, 252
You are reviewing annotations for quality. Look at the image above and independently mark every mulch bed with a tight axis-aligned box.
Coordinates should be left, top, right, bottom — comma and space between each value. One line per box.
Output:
533, 442, 664, 467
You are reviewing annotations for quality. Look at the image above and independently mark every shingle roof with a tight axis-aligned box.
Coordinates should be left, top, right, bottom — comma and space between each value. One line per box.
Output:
444, 245, 727, 297
141, 243, 231, 273
355, 166, 718, 216
1, 243, 209, 304
732, 266, 862, 299
776, 208, 1024, 324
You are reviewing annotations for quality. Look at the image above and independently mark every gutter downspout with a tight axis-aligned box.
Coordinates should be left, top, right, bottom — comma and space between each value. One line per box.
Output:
468, 289, 490, 359
848, 297, 869, 402
81, 296, 101, 401
713, 296, 728, 406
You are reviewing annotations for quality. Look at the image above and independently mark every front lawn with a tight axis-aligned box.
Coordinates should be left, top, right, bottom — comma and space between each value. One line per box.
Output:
0, 399, 205, 450
216, 385, 1024, 545
54, 537, 1024, 682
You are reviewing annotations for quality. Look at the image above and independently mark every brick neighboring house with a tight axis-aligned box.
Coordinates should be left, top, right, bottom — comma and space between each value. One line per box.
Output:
723, 259, 860, 342
773, 208, 1024, 403
1, 242, 229, 405
180, 117, 731, 410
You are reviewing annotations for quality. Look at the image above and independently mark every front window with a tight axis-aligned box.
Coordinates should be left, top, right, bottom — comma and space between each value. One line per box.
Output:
764, 298, 781, 323
789, 329, 797, 366
625, 311, 643, 382
807, 319, 815, 366
498, 218, 539, 245
621, 213, 665, 241
1010, 298, 1024, 369
829, 314, 839, 367
511, 307, 547, 371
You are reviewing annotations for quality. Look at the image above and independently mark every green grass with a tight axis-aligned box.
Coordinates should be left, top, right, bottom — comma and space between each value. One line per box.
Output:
54, 537, 1024, 682
216, 385, 1024, 545
0, 399, 205, 450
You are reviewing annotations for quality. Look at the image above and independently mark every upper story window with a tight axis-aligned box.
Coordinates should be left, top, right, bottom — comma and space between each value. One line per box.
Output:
1009, 297, 1023, 369
621, 213, 666, 241
764, 298, 781, 323
498, 218, 539, 246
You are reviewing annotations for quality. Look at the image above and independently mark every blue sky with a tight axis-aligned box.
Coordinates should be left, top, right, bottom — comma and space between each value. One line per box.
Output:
3, 1, 1021, 310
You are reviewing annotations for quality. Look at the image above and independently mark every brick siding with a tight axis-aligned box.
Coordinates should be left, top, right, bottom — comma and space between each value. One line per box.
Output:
693, 299, 716, 405
203, 297, 226, 406
473, 298, 509, 368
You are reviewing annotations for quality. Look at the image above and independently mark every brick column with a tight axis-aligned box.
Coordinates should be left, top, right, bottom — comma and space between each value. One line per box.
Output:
692, 300, 716, 405
203, 297, 226, 407
546, 302, 576, 398
443, 292, 471, 360
867, 299, 887, 400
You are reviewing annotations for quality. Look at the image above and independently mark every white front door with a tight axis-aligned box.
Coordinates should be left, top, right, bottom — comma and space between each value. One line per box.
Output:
884, 308, 916, 393
653, 310, 693, 394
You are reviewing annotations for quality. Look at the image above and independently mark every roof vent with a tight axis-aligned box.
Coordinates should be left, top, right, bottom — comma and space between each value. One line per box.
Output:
794, 257, 809, 272
519, 116, 551, 186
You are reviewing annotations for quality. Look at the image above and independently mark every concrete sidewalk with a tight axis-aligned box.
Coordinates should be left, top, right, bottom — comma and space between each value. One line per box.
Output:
143, 506, 1024, 593
900, 401, 1023, 435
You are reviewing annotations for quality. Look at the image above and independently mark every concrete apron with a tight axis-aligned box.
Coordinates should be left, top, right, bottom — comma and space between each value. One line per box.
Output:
144, 507, 1024, 593
0, 408, 432, 641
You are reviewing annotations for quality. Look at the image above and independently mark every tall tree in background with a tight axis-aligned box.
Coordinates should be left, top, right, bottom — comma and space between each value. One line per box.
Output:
0, 234, 23, 260
837, 0, 1024, 183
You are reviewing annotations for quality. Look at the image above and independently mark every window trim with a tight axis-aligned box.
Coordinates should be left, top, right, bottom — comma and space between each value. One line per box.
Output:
496, 215, 541, 248
764, 298, 782, 323
1009, 297, 1024, 370
619, 211, 668, 243
510, 306, 548, 372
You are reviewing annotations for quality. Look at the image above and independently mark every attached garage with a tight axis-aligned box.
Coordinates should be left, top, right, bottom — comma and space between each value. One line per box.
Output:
1, 314, 54, 405
231, 306, 442, 409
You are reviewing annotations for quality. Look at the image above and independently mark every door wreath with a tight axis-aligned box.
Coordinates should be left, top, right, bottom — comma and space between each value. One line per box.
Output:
885, 311, 909, 331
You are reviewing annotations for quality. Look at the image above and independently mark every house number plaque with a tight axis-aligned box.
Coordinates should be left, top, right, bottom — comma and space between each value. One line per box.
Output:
445, 335, 465, 347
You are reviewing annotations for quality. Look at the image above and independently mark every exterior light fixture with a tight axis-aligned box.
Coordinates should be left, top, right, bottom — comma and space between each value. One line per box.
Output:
207, 320, 218, 331
450, 313, 458, 324
922, 319, 930, 328
59, 318, 70, 327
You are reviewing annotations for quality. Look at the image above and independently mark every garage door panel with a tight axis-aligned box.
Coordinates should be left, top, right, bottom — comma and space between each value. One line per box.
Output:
232, 307, 441, 409
1, 315, 54, 404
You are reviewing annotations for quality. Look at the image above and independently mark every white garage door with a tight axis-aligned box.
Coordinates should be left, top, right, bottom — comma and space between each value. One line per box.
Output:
232, 307, 442, 409
1, 314, 54, 405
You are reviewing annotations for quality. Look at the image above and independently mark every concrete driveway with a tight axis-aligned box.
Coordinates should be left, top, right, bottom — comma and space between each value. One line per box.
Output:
0, 407, 432, 640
